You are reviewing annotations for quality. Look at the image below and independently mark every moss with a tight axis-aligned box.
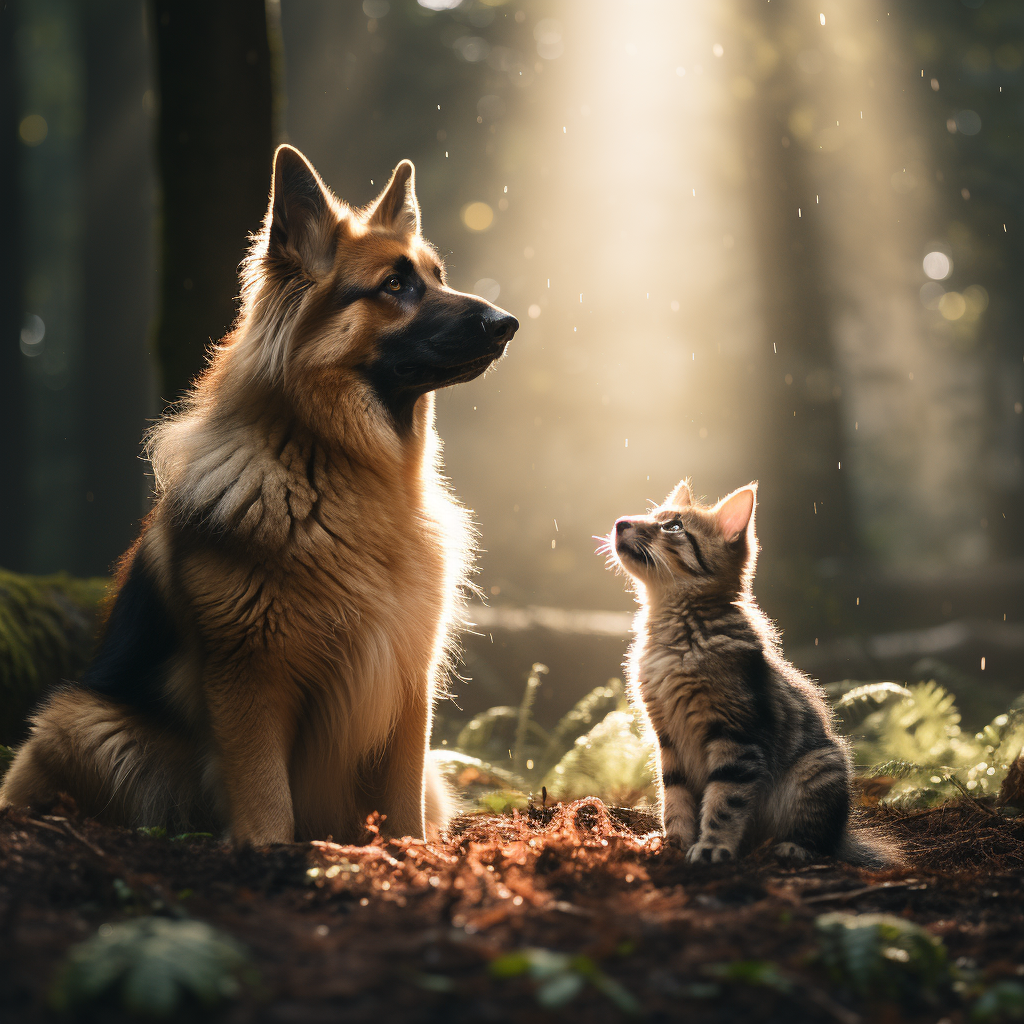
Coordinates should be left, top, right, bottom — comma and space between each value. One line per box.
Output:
0, 568, 109, 746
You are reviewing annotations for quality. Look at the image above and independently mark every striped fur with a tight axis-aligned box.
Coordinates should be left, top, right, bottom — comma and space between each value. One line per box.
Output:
605, 478, 900, 867
0, 146, 518, 845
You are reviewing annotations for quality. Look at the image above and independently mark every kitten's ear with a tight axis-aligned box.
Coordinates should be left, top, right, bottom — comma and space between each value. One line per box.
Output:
664, 478, 692, 509
714, 484, 756, 543
267, 145, 338, 276
366, 159, 420, 237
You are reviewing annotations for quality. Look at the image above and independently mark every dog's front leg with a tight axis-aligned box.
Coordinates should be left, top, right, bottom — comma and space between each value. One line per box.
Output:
375, 688, 431, 840
206, 667, 297, 846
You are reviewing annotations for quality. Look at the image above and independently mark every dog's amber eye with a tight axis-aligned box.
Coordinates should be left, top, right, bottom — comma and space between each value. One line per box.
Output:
661, 520, 683, 533
384, 275, 402, 292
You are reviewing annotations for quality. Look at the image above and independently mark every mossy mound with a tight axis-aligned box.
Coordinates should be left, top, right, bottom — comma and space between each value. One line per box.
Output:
0, 568, 109, 746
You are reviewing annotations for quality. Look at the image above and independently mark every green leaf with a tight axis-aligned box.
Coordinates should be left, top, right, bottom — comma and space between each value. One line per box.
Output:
973, 980, 1024, 1022
834, 682, 913, 729
477, 790, 529, 813
430, 750, 530, 793
542, 681, 623, 771
489, 952, 533, 979
537, 972, 585, 1008
816, 912, 951, 1001
542, 709, 655, 807
50, 916, 253, 1016
706, 959, 793, 993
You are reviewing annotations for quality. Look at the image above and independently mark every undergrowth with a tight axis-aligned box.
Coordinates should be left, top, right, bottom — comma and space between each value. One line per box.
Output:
434, 667, 1024, 815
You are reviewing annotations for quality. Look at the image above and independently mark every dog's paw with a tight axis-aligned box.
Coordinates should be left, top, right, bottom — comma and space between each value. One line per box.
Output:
773, 841, 812, 862
685, 842, 734, 864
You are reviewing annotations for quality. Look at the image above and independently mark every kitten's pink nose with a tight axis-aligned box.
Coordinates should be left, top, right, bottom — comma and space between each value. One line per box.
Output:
615, 518, 633, 536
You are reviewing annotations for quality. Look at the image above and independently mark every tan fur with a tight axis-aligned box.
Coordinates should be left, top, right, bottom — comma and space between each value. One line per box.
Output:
604, 477, 901, 868
1, 147, 517, 845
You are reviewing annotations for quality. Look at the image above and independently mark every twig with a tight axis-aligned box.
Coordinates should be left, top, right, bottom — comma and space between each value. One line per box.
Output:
945, 776, 1000, 818
61, 820, 114, 862
24, 817, 67, 838
803, 881, 915, 905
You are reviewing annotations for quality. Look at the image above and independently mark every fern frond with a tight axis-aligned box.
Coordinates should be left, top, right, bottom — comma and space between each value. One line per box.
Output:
542, 710, 655, 807
430, 750, 530, 794
514, 664, 548, 774
834, 683, 913, 729
541, 681, 622, 773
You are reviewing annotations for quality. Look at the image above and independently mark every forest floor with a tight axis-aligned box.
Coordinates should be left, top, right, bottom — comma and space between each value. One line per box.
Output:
1, 796, 1023, 1024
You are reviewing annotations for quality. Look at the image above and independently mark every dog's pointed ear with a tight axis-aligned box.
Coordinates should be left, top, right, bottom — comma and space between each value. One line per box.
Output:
267, 145, 337, 275
367, 160, 420, 237
664, 478, 692, 509
713, 484, 756, 543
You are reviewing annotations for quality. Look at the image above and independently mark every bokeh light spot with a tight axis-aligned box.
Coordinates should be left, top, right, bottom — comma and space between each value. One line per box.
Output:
955, 109, 981, 135
919, 282, 944, 310
528, 304, 541, 319
461, 202, 494, 231
19, 114, 48, 146
938, 292, 966, 320
473, 278, 500, 302
534, 19, 563, 60
963, 284, 989, 317
922, 251, 952, 280
20, 314, 45, 356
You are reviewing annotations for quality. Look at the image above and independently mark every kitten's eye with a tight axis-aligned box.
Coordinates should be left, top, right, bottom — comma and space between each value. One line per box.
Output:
661, 520, 683, 533
383, 275, 403, 293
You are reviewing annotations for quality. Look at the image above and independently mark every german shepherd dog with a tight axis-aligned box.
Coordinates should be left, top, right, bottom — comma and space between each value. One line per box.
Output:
0, 146, 518, 845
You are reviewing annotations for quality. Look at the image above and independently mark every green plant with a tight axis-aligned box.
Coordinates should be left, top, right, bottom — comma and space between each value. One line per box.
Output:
439, 666, 1024, 816
489, 947, 641, 1014
973, 980, 1024, 1022
847, 682, 1024, 807
437, 666, 656, 810
50, 916, 255, 1017
816, 912, 951, 1003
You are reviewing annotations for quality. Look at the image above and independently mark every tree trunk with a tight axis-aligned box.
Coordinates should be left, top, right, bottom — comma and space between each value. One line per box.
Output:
152, 0, 276, 403
736, 2, 858, 571
0, 4, 28, 573
74, 0, 157, 577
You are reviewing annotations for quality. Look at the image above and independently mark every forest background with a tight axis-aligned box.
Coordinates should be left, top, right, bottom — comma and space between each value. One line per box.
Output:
1, 0, 1022, 744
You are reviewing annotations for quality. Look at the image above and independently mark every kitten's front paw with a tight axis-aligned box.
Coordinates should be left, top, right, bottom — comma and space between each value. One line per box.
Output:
685, 842, 734, 864
773, 841, 811, 862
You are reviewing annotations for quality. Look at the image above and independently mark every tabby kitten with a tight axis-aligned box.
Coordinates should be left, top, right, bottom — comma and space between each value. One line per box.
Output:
605, 477, 897, 867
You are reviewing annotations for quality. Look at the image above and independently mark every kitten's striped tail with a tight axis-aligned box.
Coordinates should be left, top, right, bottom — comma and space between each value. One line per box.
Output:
837, 826, 904, 870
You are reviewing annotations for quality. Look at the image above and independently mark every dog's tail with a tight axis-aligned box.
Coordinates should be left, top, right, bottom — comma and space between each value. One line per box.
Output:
837, 825, 904, 870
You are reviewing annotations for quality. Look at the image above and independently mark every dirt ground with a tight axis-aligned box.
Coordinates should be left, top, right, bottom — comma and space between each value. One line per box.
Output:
1, 797, 1023, 1024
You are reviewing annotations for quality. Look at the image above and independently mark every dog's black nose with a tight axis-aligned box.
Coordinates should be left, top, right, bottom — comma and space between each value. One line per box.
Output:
483, 312, 518, 344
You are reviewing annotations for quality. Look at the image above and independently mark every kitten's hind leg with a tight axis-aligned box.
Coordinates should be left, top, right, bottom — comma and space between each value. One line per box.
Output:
770, 744, 850, 859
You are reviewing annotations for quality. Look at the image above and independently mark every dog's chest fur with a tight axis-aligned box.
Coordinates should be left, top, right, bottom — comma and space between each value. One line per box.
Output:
154, 402, 463, 758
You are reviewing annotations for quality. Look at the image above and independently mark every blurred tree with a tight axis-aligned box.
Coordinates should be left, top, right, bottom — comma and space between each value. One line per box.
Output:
901, 0, 1024, 559
0, 3, 28, 572
152, 0, 277, 403
731, 3, 859, 608
74, 0, 156, 577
